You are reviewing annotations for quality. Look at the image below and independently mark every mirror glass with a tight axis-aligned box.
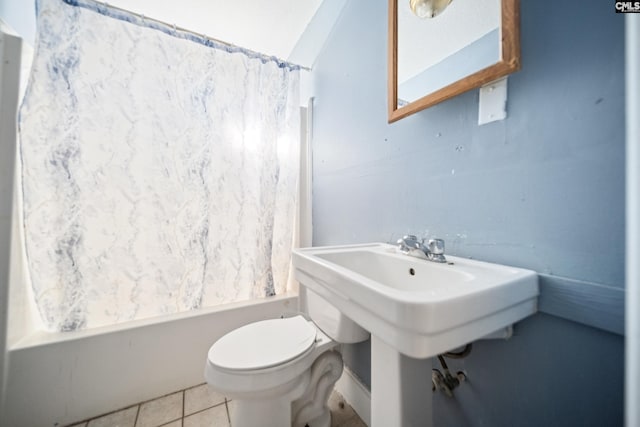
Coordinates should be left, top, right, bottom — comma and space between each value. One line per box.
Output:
388, 0, 520, 123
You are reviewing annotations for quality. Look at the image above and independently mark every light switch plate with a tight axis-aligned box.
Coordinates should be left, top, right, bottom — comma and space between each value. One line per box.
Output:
478, 77, 508, 125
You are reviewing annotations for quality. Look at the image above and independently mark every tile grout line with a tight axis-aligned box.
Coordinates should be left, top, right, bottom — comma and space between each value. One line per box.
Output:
156, 417, 183, 427
133, 404, 140, 427
225, 398, 231, 426
182, 400, 227, 420
67, 402, 141, 427
135, 390, 184, 427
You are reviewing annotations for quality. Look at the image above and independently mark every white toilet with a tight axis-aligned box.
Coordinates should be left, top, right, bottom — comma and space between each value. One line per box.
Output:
204, 289, 369, 427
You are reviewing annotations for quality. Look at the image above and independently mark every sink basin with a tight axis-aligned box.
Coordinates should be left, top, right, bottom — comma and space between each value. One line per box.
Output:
293, 243, 539, 359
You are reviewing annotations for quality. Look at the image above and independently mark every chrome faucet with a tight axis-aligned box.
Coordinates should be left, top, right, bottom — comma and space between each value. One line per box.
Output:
396, 235, 447, 263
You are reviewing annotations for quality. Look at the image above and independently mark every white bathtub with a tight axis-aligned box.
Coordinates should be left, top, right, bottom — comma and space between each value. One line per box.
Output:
2, 294, 298, 427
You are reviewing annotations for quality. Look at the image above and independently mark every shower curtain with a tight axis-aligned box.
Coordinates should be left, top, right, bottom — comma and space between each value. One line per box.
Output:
19, 0, 301, 331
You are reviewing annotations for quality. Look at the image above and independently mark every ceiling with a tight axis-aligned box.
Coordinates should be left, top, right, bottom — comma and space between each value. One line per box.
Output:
106, 0, 325, 64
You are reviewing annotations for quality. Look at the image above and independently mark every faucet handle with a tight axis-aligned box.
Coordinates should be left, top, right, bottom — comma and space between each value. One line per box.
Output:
397, 235, 420, 252
427, 238, 445, 255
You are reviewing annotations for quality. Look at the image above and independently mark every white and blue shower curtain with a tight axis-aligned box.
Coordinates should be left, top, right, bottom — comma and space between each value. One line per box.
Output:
19, 0, 300, 331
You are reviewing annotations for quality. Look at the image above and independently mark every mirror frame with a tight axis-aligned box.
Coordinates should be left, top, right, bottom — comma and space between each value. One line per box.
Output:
388, 0, 520, 123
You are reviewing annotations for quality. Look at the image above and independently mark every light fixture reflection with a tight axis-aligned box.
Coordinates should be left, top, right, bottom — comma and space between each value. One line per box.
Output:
409, 0, 452, 18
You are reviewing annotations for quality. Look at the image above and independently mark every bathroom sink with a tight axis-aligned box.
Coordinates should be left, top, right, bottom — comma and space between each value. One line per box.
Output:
292, 243, 539, 359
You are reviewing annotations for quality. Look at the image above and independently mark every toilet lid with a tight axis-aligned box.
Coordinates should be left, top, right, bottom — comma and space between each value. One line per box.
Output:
208, 315, 317, 371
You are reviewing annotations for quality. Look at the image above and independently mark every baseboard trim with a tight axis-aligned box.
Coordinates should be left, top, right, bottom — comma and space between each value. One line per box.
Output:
335, 365, 371, 426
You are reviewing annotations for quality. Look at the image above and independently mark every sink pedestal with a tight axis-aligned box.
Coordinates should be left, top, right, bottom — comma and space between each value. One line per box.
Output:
371, 336, 433, 427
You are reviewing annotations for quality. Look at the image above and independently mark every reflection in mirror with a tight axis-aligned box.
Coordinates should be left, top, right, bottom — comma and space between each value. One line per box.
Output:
398, 0, 500, 106
388, 0, 520, 123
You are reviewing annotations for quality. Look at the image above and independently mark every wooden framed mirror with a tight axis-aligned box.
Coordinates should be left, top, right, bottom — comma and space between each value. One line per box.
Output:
388, 0, 520, 123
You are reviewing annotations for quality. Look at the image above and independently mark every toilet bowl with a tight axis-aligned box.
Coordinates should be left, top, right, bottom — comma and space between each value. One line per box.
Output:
204, 290, 369, 427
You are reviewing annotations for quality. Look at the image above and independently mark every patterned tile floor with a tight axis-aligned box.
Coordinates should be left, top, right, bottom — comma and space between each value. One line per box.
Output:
67, 383, 367, 427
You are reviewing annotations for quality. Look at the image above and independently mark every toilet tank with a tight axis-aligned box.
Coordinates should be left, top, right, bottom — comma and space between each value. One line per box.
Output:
299, 286, 369, 343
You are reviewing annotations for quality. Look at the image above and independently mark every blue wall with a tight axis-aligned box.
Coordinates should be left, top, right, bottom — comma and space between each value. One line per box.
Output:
311, 0, 624, 425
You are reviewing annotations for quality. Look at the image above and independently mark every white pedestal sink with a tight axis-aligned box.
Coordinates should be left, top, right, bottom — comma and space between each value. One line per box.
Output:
292, 243, 539, 426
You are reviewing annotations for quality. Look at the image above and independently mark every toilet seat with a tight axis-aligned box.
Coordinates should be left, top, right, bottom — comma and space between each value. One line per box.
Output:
204, 313, 344, 427
208, 315, 317, 371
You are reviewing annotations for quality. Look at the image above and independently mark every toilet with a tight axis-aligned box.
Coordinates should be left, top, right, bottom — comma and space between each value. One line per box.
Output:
204, 289, 369, 427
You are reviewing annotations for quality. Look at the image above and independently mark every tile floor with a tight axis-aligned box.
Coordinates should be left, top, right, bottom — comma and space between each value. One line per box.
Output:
66, 383, 367, 427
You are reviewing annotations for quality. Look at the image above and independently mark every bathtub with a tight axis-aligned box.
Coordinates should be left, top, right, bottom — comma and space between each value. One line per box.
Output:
2, 294, 298, 427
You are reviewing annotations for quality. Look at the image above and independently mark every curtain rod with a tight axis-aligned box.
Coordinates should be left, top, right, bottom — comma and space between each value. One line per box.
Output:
62, 0, 311, 71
